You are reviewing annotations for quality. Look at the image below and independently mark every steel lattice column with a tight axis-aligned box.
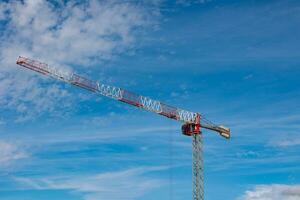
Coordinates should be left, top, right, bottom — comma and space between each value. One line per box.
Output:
192, 133, 204, 200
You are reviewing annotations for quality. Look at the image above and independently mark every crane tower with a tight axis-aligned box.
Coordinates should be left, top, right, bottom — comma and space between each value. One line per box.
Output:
16, 56, 230, 200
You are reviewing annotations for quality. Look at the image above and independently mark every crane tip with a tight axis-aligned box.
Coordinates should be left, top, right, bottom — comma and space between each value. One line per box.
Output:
219, 125, 230, 139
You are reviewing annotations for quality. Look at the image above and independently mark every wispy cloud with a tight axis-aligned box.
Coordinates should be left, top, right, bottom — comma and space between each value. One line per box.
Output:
0, 140, 28, 165
230, 113, 300, 131
272, 139, 300, 147
237, 184, 300, 200
1, 0, 155, 66
14, 166, 167, 200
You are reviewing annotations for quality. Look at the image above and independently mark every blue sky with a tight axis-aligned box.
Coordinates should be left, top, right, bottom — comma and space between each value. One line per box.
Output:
0, 0, 300, 200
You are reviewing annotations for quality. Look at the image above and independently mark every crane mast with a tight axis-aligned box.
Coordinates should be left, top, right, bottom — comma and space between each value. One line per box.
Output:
16, 56, 230, 200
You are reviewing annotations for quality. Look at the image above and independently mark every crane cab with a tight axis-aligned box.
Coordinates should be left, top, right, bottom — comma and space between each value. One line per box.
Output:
181, 123, 200, 136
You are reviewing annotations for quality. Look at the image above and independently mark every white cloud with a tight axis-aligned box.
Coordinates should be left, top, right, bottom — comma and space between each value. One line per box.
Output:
15, 166, 167, 200
271, 138, 300, 147
238, 184, 300, 200
2, 0, 154, 66
0, 140, 28, 165
0, 0, 158, 122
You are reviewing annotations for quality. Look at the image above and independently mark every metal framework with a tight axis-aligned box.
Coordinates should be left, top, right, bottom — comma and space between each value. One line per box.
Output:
16, 56, 230, 200
192, 133, 204, 200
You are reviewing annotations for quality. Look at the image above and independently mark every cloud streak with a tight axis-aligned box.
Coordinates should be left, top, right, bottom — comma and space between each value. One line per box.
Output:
14, 166, 167, 200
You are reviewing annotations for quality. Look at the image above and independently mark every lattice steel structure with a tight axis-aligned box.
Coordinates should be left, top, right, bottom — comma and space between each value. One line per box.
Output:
192, 133, 204, 200
16, 56, 230, 200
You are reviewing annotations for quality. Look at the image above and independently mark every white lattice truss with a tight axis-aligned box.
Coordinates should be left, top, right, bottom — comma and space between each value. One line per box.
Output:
16, 56, 199, 124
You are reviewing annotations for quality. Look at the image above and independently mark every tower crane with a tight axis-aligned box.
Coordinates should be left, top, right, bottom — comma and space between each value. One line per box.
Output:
16, 56, 230, 200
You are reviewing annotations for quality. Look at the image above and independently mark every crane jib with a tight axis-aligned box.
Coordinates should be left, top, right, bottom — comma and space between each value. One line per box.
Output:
16, 56, 199, 124
15, 56, 231, 132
